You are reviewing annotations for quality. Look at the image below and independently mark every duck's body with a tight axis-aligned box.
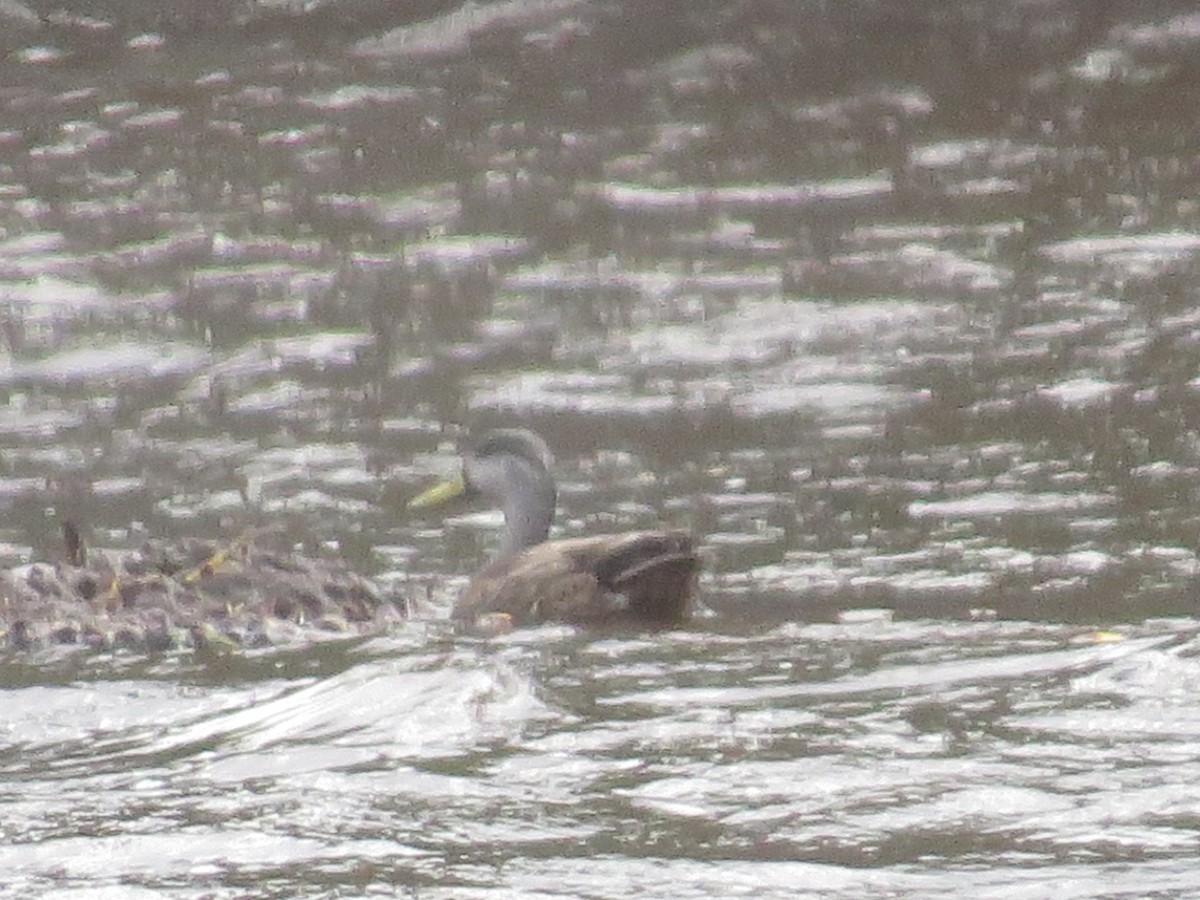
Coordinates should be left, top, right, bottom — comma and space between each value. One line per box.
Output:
410, 429, 699, 628
457, 531, 698, 626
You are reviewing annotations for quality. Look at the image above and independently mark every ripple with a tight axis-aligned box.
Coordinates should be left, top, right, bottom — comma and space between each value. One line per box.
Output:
5, 341, 208, 388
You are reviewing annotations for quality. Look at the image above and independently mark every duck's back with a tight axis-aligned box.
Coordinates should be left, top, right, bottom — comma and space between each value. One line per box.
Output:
453, 531, 698, 626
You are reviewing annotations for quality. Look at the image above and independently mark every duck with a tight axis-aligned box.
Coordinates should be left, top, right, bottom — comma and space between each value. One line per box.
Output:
408, 428, 699, 628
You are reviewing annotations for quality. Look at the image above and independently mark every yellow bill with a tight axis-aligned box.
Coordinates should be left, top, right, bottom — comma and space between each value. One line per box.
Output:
408, 474, 468, 509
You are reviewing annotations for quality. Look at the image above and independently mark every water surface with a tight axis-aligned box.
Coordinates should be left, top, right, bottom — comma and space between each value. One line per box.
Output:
3, 1, 1200, 896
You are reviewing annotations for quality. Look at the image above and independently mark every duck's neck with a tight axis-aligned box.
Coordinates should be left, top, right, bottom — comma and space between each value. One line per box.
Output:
498, 471, 556, 558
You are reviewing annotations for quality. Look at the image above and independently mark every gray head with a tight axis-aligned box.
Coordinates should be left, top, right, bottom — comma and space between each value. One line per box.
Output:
463, 429, 557, 557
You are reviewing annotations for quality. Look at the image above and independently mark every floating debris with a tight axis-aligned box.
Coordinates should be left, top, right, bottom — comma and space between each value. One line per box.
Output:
0, 529, 405, 656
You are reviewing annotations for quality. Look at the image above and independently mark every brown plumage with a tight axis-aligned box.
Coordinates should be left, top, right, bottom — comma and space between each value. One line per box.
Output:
409, 429, 699, 628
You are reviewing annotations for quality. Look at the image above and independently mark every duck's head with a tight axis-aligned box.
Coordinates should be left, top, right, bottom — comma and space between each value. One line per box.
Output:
409, 428, 558, 556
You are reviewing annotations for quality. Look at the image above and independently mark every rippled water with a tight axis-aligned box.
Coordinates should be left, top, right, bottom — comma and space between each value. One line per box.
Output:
8, 621, 1200, 897
4, 0, 1200, 896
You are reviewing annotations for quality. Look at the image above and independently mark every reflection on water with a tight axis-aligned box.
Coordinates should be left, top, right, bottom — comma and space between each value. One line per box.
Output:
3, 0, 1200, 895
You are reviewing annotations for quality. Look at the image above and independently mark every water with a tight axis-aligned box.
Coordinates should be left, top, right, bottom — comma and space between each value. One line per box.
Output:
7, 622, 1200, 897
3, 0, 1200, 896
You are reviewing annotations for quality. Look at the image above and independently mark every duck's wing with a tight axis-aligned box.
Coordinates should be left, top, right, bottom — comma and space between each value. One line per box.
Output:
453, 531, 699, 626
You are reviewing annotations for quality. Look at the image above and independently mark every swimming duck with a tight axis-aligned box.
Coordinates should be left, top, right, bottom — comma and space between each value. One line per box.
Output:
409, 429, 699, 627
